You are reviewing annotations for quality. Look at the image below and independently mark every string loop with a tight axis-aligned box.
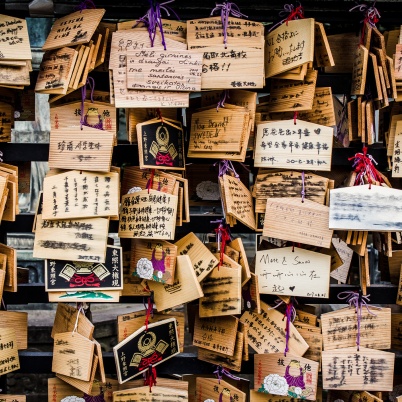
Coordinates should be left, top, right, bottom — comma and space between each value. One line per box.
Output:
269, 2, 304, 32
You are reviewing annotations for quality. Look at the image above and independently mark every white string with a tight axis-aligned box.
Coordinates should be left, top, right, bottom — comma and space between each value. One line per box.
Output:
72, 304, 85, 336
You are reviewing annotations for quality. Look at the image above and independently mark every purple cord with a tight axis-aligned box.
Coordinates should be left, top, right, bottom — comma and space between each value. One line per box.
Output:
301, 171, 305, 202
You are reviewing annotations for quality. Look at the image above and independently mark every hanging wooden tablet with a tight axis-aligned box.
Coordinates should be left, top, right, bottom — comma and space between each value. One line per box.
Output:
0, 64, 30, 87
0, 14, 31, 61
174, 232, 218, 282
265, 18, 315, 78
52, 331, 95, 381
193, 314, 238, 355
321, 306, 391, 350
263, 198, 333, 248
119, 190, 178, 240
298, 329, 322, 366
42, 9, 105, 51
114, 386, 188, 402
196, 377, 246, 402
126, 50, 202, 91
57, 354, 99, 395
242, 272, 260, 313
199, 264, 241, 317
0, 101, 13, 142
137, 119, 185, 170
118, 311, 185, 352
189, 107, 247, 153
255, 247, 330, 298
93, 339, 105, 383
45, 245, 123, 292
0, 396, 25, 402
268, 69, 318, 113
229, 238, 251, 286
146, 255, 203, 311
131, 239, 177, 285
197, 331, 243, 372
0, 327, 19, 375
314, 22, 335, 67
240, 301, 308, 355
48, 377, 88, 402
33, 215, 109, 263
330, 238, 353, 283
113, 317, 179, 383
222, 174, 255, 230
322, 347, 394, 391
330, 185, 402, 231
0, 311, 27, 349
0, 242, 16, 292
255, 353, 319, 401
254, 119, 333, 171
351, 45, 369, 95
51, 303, 94, 339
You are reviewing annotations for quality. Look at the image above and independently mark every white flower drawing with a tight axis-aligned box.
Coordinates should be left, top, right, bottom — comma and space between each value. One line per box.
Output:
61, 397, 85, 402
136, 258, 154, 279
196, 181, 220, 200
294, 387, 302, 397
263, 374, 289, 396
127, 186, 142, 194
157, 270, 163, 279
204, 399, 215, 402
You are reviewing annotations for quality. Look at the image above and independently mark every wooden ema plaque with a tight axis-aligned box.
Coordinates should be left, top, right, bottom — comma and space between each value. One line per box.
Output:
33, 215, 109, 263
113, 318, 179, 383
268, 69, 318, 113
255, 247, 330, 298
330, 185, 402, 231
119, 190, 178, 240
322, 347, 394, 391
48, 127, 114, 173
0, 101, 13, 142
193, 314, 238, 356
265, 18, 314, 78
200, 46, 264, 90
0, 396, 25, 402
51, 303, 94, 340
330, 238, 353, 283
189, 108, 247, 153
321, 306, 391, 350
196, 377, 246, 402
242, 272, 261, 314
351, 45, 369, 95
45, 245, 123, 292
175, 232, 218, 282
0, 311, 27, 349
0, 242, 17, 293
49, 290, 120, 303
52, 331, 94, 381
392, 120, 402, 177
199, 265, 241, 318
126, 50, 202, 91
263, 198, 333, 248
0, 64, 30, 87
0, 328, 19, 375
254, 353, 319, 401
109, 30, 189, 108
42, 170, 119, 220
42, 9, 105, 51
198, 331, 244, 372
50, 100, 117, 134
131, 239, 177, 285
0, 15, 31, 60
146, 255, 203, 312
222, 174, 255, 230
254, 119, 333, 171
240, 301, 308, 356
114, 386, 188, 402
314, 22, 335, 67
118, 311, 185, 352
137, 119, 185, 170
36, 47, 78, 94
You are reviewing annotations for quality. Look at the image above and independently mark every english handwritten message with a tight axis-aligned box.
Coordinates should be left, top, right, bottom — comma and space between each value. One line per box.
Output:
256, 247, 330, 298
0, 14, 31, 60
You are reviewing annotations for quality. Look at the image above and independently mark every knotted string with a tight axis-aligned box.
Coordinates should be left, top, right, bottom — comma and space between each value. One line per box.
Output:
213, 220, 231, 268
80, 77, 101, 130
146, 169, 156, 193
348, 146, 383, 188
136, 0, 179, 50
210, 2, 248, 48
143, 292, 154, 331
84, 392, 105, 402
301, 171, 305, 203
349, 2, 380, 44
75, 0, 96, 12
214, 366, 242, 383
72, 304, 86, 336
337, 290, 379, 351
217, 90, 230, 112
269, 2, 304, 32
217, 160, 240, 179
144, 365, 157, 392
283, 298, 297, 356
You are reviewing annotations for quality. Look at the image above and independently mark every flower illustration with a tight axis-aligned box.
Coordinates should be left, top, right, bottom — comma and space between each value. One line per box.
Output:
136, 258, 154, 279
61, 397, 85, 402
263, 374, 289, 396
294, 387, 303, 397
127, 186, 142, 194
157, 270, 163, 279
204, 399, 215, 402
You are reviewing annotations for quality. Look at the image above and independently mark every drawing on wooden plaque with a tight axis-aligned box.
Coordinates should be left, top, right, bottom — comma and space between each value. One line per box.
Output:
45, 245, 123, 291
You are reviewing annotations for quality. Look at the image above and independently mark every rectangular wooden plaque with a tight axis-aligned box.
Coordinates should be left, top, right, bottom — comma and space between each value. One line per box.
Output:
0, 15, 31, 60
